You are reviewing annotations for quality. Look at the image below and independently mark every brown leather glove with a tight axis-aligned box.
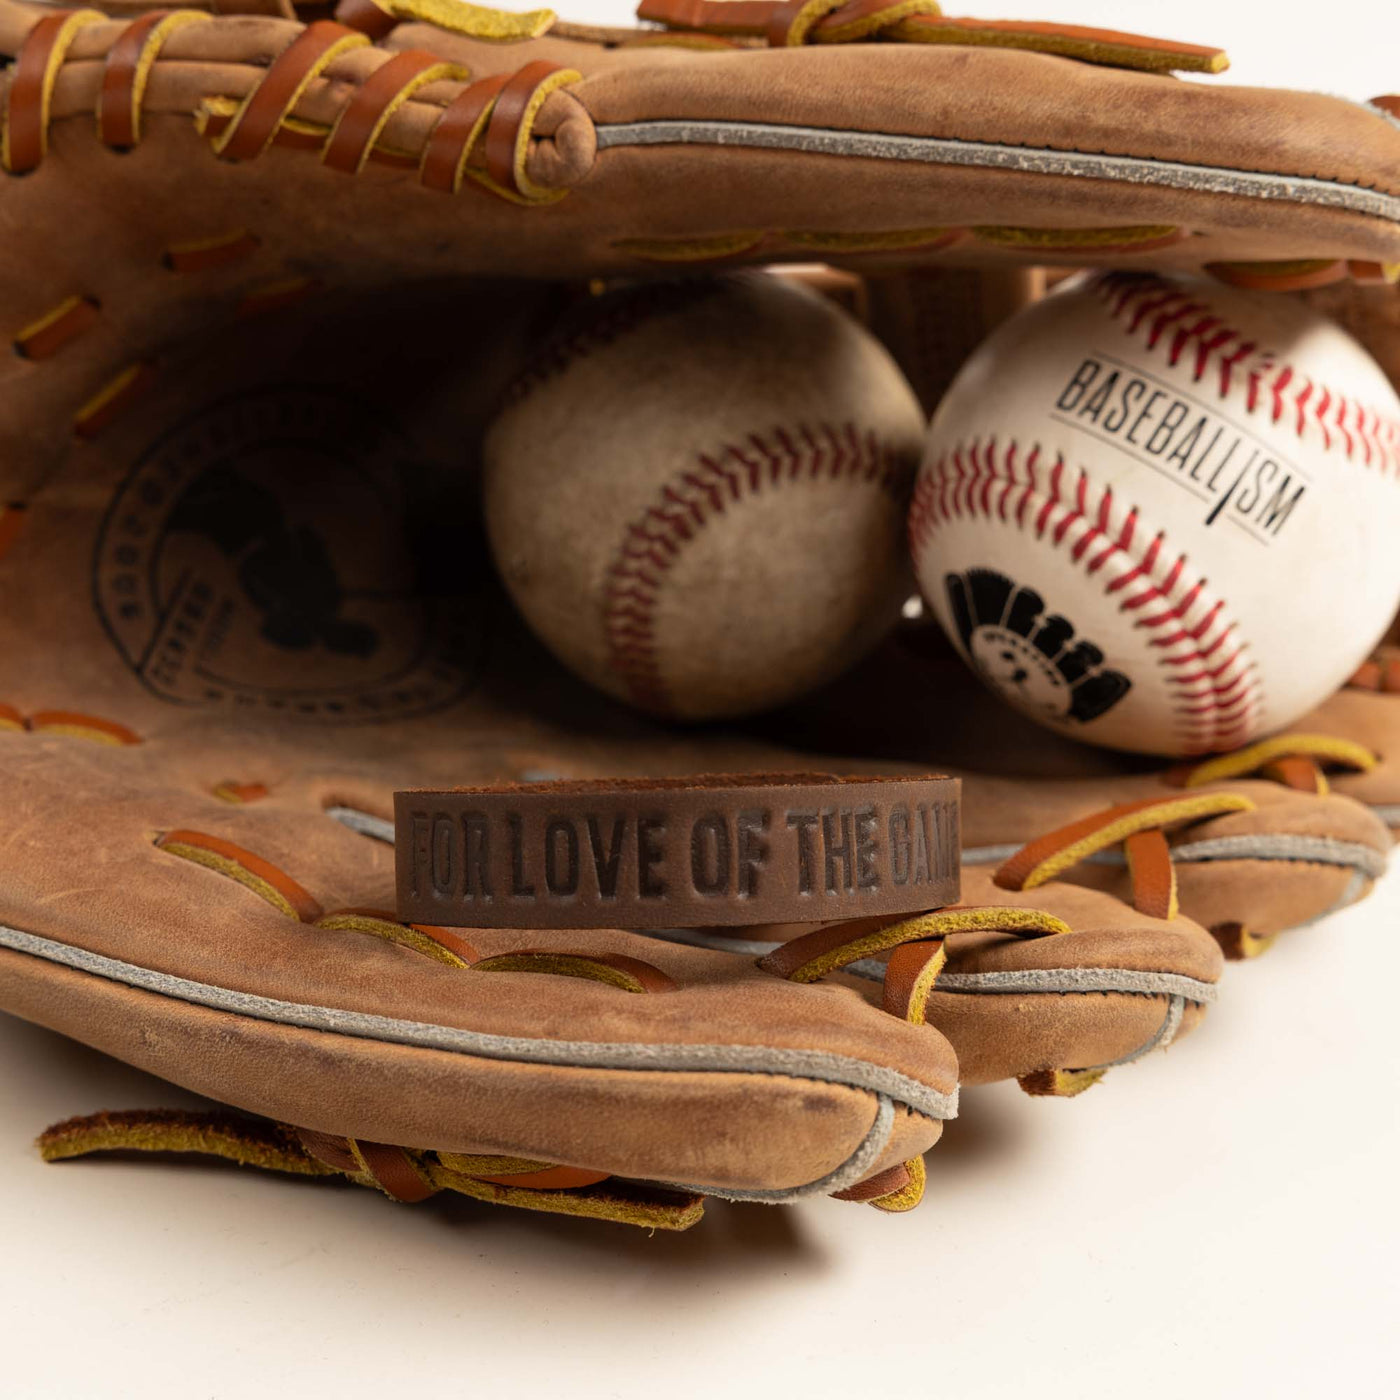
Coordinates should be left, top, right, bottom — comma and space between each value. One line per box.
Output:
7, 0, 1388, 1229
0, 269, 1223, 1228
0, 0, 1397, 482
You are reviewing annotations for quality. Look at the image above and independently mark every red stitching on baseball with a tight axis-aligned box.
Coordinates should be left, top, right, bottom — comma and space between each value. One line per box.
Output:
909, 436, 1264, 753
502, 280, 733, 413
603, 422, 910, 715
1094, 272, 1400, 475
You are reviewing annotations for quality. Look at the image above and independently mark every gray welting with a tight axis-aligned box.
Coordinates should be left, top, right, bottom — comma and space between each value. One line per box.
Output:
0, 924, 957, 1123
655, 1096, 897, 1204
594, 122, 1400, 222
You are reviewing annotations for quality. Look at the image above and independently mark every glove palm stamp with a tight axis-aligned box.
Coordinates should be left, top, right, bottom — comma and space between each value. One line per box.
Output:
0, 286, 954, 1228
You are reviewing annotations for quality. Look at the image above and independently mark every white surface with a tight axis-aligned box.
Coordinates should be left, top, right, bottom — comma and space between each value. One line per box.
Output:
4, 2, 1398, 1397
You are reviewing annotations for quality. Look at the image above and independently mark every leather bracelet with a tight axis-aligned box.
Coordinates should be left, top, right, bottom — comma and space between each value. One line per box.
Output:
394, 773, 960, 929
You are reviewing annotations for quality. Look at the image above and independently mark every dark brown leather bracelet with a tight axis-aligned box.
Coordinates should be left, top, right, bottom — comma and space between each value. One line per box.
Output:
394, 773, 960, 929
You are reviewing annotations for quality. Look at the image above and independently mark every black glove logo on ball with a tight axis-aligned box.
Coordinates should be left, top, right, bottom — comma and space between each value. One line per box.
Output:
945, 568, 1131, 725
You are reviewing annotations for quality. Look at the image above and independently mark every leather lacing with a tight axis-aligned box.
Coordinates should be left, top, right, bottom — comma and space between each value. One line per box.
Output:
0, 7, 580, 203
1207, 258, 1399, 293
1168, 640, 1394, 799
669, 856, 1203, 1102
632, 0, 1228, 70
3, 3, 1389, 285
0, 704, 141, 745
754, 901, 1102, 1108
1348, 650, 1400, 696
747, 808, 1223, 1100
38, 1110, 704, 1230
307, 828, 978, 1215
1172, 734, 1377, 799
71, 825, 704, 1225
249, 0, 1232, 72
994, 793, 1255, 924
987, 786, 1373, 962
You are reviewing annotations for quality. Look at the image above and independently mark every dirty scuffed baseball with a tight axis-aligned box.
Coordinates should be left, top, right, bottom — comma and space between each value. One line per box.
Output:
485, 273, 927, 720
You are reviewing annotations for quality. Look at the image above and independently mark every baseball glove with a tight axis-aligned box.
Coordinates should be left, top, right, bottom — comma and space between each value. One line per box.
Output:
2, 0, 1395, 1228
0, 274, 1227, 1227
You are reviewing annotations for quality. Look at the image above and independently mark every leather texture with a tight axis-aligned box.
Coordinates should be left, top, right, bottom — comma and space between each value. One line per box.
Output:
2, 0, 1400, 520
395, 775, 960, 927
662, 864, 1223, 1090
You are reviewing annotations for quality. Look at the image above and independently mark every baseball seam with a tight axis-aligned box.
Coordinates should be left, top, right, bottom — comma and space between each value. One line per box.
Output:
604, 422, 910, 715
908, 437, 1263, 752
1096, 271, 1400, 473
500, 279, 733, 412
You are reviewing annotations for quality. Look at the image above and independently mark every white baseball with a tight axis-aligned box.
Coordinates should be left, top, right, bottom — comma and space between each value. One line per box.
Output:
485, 273, 925, 720
910, 271, 1400, 757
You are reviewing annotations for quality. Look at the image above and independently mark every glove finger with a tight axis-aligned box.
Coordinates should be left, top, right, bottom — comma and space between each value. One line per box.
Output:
0, 733, 956, 1198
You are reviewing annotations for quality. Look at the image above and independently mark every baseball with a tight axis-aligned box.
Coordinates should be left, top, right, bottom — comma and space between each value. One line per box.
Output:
484, 273, 926, 720
910, 271, 1400, 757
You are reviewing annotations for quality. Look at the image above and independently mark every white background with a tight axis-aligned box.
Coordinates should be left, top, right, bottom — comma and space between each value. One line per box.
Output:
4, 3, 1397, 1397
